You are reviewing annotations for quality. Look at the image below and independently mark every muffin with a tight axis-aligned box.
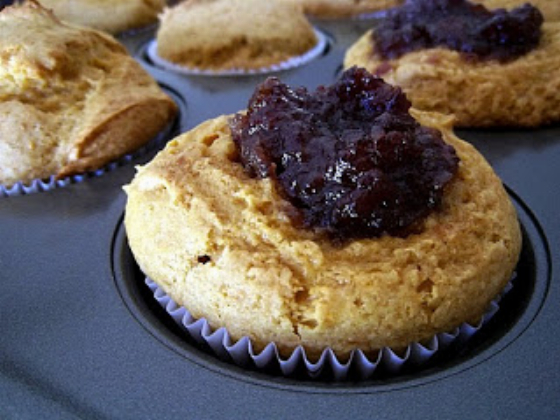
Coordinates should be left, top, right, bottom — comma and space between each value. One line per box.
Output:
155, 0, 319, 72
124, 68, 521, 360
344, 0, 560, 127
38, 0, 166, 34
280, 0, 402, 18
0, 1, 177, 188
474, 0, 560, 21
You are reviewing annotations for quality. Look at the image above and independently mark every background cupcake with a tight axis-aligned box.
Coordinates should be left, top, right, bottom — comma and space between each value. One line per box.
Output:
344, 0, 560, 127
153, 0, 323, 74
0, 1, 177, 192
38, 0, 166, 34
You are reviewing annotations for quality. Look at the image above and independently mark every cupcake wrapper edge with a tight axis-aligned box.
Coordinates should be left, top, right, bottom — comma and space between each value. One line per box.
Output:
145, 273, 514, 381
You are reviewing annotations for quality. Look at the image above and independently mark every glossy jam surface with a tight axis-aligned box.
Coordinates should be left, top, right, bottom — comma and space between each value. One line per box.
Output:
373, 0, 543, 61
230, 68, 459, 240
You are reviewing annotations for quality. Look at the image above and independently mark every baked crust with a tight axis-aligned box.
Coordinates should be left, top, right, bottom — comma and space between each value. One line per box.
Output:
38, 0, 165, 34
474, 0, 560, 21
124, 111, 521, 359
281, 0, 402, 18
156, 0, 318, 70
344, 24, 560, 127
0, 1, 177, 186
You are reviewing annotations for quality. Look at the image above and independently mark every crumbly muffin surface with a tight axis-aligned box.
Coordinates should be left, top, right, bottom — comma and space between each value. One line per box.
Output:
156, 0, 318, 70
0, 1, 177, 186
38, 0, 165, 34
125, 110, 521, 359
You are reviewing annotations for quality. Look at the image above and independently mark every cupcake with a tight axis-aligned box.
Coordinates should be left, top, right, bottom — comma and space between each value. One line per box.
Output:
473, 0, 560, 21
344, 0, 560, 127
38, 0, 166, 34
124, 68, 521, 364
0, 1, 177, 190
280, 0, 403, 19
153, 0, 322, 74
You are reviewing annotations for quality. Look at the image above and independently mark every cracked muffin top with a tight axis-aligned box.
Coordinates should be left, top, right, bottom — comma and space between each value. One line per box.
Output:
0, 1, 177, 186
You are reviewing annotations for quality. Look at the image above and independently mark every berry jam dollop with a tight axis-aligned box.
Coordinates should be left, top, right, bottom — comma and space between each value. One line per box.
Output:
229, 67, 459, 240
373, 0, 544, 62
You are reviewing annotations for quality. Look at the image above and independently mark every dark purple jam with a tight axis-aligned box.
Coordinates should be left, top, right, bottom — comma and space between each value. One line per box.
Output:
373, 0, 543, 61
229, 67, 459, 240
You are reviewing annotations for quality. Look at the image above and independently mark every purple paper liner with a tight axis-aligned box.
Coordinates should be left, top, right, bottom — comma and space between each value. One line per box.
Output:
0, 119, 174, 198
146, 275, 514, 381
146, 28, 328, 76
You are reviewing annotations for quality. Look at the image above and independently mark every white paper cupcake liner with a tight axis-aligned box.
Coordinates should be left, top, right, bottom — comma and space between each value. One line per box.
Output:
146, 28, 328, 76
1, 120, 174, 198
0, 163, 120, 198
146, 274, 514, 381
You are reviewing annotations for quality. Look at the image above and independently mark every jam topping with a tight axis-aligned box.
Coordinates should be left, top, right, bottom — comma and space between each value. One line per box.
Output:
229, 67, 459, 240
373, 0, 544, 62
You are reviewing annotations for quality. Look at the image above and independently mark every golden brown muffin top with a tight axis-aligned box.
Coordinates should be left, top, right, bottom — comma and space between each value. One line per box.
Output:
156, 0, 318, 71
0, 1, 126, 110
343, 23, 560, 127
125, 110, 521, 358
38, 0, 166, 34
0, 1, 176, 186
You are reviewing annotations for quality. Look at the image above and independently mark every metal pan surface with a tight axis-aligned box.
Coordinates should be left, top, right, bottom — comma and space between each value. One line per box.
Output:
1, 18, 558, 420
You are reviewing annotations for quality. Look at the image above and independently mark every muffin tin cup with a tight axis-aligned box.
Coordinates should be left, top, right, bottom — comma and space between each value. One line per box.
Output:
146, 28, 329, 76
145, 275, 514, 381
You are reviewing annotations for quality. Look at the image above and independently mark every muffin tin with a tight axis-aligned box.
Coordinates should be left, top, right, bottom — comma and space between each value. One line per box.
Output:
1, 18, 558, 419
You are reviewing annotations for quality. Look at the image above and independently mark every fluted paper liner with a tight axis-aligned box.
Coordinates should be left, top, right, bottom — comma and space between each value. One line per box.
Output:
146, 275, 514, 381
146, 29, 328, 76
0, 161, 124, 198
0, 120, 174, 198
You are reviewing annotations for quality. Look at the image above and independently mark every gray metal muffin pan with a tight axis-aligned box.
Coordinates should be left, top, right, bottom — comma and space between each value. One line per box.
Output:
1, 19, 558, 419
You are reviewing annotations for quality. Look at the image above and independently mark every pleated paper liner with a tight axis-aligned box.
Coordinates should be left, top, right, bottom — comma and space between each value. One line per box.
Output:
146, 28, 328, 76
146, 274, 514, 381
1, 116, 177, 198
